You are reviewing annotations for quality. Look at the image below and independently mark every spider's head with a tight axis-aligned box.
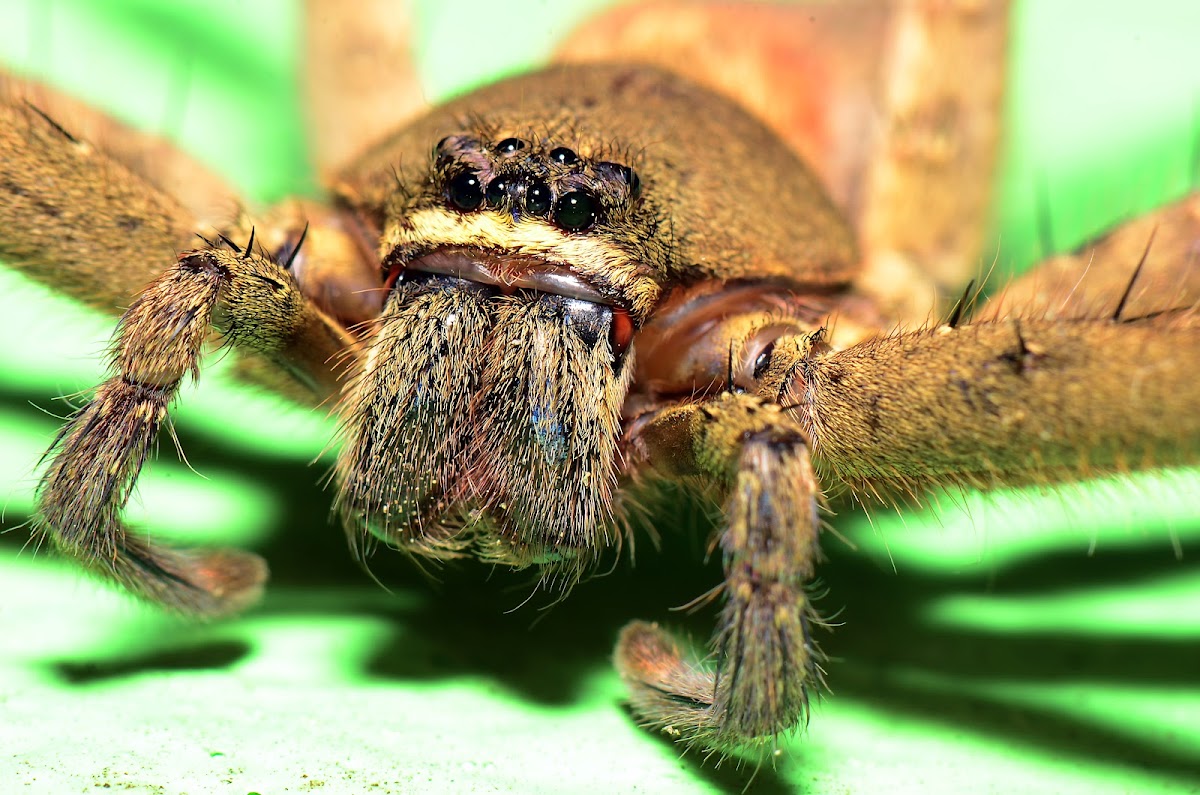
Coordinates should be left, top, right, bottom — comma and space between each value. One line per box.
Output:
381, 124, 668, 321
336, 122, 667, 586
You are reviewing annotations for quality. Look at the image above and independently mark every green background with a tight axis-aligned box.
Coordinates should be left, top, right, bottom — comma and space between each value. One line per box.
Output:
0, 1, 1198, 793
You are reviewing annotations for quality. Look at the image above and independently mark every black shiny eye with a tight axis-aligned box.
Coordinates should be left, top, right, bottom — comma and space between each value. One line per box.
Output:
485, 177, 510, 207
434, 134, 464, 164
752, 340, 776, 381
599, 161, 642, 201
624, 167, 641, 199
446, 170, 483, 212
497, 137, 525, 155
550, 147, 578, 166
524, 180, 552, 216
553, 191, 598, 231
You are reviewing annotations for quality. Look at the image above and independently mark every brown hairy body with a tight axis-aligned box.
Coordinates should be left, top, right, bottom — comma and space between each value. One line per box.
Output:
1, 1, 1196, 757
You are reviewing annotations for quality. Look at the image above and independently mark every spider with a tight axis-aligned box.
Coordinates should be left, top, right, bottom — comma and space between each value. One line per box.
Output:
0, 1, 1197, 790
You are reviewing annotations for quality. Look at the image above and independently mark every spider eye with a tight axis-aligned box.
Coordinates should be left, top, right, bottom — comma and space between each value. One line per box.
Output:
524, 179, 552, 216
598, 161, 641, 201
752, 340, 776, 381
554, 191, 598, 232
446, 170, 484, 212
496, 137, 526, 155
625, 168, 641, 200
550, 147, 579, 166
485, 176, 510, 208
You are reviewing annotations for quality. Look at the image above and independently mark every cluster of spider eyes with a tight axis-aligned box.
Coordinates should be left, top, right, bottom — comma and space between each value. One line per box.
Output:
439, 136, 640, 233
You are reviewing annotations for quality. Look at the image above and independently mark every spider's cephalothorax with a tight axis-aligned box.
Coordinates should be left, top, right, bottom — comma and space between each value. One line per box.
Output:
333, 65, 856, 591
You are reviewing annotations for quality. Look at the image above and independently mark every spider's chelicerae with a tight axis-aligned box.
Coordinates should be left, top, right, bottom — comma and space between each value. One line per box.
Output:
1, 0, 1197, 768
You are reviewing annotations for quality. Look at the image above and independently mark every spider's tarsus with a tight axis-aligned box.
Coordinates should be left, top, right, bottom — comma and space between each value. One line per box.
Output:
117, 536, 268, 617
